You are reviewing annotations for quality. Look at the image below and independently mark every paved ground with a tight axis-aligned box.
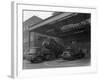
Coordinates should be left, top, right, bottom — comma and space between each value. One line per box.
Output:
23, 58, 90, 69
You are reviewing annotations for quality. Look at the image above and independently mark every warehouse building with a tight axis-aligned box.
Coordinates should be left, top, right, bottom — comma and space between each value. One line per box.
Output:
23, 12, 91, 69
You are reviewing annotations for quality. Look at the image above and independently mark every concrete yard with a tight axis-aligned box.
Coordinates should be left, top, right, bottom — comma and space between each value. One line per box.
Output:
23, 57, 90, 69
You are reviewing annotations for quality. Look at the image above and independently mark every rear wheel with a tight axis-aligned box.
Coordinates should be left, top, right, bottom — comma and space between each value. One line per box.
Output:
30, 56, 43, 63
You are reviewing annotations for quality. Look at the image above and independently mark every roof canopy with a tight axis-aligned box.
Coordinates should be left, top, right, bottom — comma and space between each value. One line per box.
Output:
29, 12, 90, 38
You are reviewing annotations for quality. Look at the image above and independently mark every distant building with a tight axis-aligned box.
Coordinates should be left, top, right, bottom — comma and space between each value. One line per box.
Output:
23, 16, 43, 52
